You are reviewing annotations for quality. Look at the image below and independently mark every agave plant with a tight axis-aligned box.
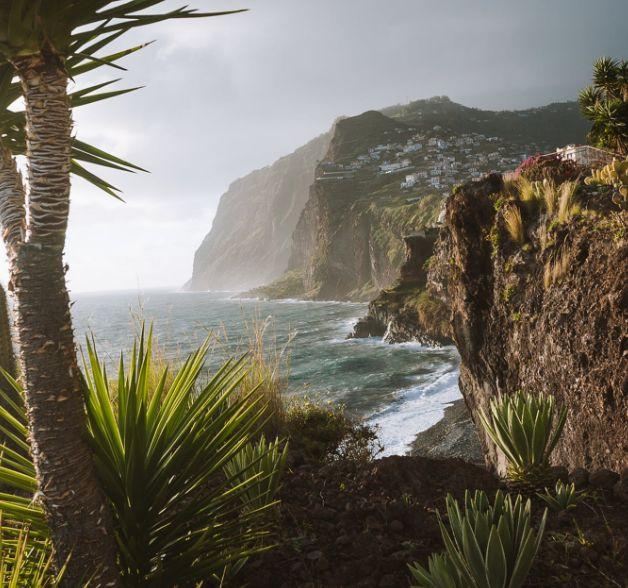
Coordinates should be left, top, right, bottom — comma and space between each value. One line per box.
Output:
0, 330, 287, 586
537, 481, 587, 512
585, 157, 628, 204
409, 490, 547, 588
478, 391, 567, 491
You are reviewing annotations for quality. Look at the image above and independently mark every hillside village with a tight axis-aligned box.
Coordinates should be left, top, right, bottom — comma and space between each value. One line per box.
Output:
316, 124, 547, 203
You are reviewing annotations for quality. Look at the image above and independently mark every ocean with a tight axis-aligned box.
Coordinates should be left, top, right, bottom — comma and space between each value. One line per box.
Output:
71, 289, 461, 456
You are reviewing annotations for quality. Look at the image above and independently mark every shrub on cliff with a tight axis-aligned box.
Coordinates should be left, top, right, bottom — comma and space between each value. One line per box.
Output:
409, 490, 547, 588
283, 400, 380, 463
515, 153, 584, 184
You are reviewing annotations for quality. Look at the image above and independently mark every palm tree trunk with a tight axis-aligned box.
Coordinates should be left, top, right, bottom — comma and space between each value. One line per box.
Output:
0, 51, 122, 586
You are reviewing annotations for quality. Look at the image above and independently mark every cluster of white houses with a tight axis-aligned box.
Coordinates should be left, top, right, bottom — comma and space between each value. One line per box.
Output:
316, 126, 542, 194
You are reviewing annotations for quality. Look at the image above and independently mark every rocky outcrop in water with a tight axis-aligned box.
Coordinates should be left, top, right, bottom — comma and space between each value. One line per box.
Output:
431, 173, 627, 473
348, 230, 452, 345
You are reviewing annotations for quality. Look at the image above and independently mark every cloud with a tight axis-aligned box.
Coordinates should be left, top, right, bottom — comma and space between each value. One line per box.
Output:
2, 0, 626, 292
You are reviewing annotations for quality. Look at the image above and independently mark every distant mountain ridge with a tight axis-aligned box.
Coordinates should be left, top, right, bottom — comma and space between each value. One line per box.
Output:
187, 97, 589, 294
186, 131, 331, 291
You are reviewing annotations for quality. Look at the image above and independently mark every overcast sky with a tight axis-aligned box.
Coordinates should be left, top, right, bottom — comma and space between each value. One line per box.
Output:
5, 0, 627, 292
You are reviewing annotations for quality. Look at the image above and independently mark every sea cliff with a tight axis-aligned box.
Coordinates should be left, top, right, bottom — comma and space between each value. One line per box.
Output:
429, 172, 627, 473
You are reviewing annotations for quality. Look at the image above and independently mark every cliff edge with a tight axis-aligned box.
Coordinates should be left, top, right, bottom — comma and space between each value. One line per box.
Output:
431, 170, 627, 473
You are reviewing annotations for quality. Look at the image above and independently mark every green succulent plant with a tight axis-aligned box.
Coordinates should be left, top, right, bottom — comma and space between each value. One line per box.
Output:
409, 490, 547, 588
537, 480, 587, 512
478, 391, 567, 492
224, 435, 288, 513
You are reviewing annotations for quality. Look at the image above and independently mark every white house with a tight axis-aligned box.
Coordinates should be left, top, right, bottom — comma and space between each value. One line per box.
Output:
403, 142, 423, 154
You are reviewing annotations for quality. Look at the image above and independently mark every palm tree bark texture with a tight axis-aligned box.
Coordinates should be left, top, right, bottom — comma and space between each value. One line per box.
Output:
0, 50, 121, 586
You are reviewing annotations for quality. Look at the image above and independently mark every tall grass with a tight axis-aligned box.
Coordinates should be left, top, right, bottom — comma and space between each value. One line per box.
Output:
503, 205, 525, 245
556, 181, 580, 224
543, 248, 571, 289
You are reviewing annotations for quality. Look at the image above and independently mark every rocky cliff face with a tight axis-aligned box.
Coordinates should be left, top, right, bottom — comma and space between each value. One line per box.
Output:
431, 173, 627, 473
348, 230, 452, 344
187, 132, 331, 291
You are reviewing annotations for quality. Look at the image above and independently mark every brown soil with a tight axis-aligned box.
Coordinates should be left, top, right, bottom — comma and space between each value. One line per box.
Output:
242, 455, 497, 587
241, 456, 627, 588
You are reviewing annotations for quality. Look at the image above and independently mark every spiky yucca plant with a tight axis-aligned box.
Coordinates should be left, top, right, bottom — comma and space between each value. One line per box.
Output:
409, 490, 547, 588
224, 435, 288, 512
537, 481, 587, 512
0, 330, 287, 586
478, 391, 567, 492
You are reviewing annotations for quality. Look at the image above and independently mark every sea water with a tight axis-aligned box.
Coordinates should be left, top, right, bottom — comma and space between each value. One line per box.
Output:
71, 289, 461, 456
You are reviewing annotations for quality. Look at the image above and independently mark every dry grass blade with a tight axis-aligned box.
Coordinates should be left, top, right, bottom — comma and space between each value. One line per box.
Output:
544, 248, 571, 289
557, 181, 580, 223
503, 204, 525, 245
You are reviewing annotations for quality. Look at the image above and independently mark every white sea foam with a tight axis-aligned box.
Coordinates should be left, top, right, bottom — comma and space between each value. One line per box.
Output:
368, 367, 461, 457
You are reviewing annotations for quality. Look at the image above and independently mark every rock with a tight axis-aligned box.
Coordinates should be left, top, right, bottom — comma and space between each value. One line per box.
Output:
290, 561, 305, 574
589, 469, 620, 490
581, 546, 599, 563
306, 550, 323, 561
316, 556, 330, 572
313, 506, 336, 521
550, 465, 569, 483
569, 468, 589, 490
613, 477, 628, 501
434, 175, 627, 474
348, 316, 385, 339
347, 231, 452, 346
389, 520, 404, 533
378, 574, 397, 587
188, 131, 331, 292
336, 535, 351, 547
411, 398, 484, 465
365, 515, 383, 531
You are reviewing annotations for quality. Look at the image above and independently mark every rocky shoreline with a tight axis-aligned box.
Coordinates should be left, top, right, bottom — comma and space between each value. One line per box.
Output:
410, 398, 484, 465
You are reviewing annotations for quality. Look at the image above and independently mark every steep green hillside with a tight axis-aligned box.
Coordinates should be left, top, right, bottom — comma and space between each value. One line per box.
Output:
383, 96, 589, 147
